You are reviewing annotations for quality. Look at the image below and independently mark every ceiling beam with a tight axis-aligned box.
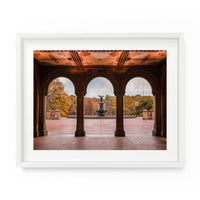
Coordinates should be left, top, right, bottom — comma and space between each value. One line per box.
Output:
70, 51, 83, 69
159, 57, 167, 66
117, 51, 129, 68
34, 58, 44, 67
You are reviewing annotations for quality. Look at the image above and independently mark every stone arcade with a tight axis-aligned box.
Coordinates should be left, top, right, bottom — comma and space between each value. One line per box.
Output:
34, 50, 166, 138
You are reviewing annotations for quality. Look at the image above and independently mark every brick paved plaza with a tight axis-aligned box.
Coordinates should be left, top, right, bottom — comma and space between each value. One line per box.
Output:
34, 117, 166, 150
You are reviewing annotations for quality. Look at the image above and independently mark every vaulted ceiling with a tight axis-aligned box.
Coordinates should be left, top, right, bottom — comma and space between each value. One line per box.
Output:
34, 50, 166, 68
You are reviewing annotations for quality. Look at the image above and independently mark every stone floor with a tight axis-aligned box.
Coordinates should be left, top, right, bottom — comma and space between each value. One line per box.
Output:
34, 117, 166, 150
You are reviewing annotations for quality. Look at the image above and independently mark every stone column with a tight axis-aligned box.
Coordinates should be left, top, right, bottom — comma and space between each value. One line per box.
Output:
115, 92, 125, 137
161, 88, 166, 138
152, 95, 156, 135
75, 91, 85, 137
152, 91, 162, 137
34, 64, 40, 137
160, 64, 166, 138
34, 89, 39, 137
39, 91, 48, 136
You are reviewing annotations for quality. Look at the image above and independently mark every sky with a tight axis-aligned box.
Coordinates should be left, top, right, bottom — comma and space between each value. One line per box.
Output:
59, 77, 152, 97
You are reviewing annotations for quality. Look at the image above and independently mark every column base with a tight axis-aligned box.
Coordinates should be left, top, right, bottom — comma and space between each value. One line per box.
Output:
161, 130, 167, 138
39, 129, 48, 137
115, 130, 125, 137
152, 129, 162, 137
34, 130, 39, 137
75, 130, 85, 137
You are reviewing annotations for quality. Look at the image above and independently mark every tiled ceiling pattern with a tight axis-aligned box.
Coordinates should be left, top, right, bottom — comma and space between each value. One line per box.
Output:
79, 51, 121, 66
34, 50, 166, 67
34, 51, 76, 66
124, 51, 166, 66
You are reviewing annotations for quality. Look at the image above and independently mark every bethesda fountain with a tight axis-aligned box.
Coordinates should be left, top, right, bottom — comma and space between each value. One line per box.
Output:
96, 95, 107, 116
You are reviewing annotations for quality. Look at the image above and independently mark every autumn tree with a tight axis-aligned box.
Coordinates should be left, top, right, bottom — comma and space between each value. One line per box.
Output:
104, 95, 116, 115
69, 95, 77, 115
47, 80, 153, 117
46, 79, 76, 117
85, 98, 94, 115
123, 96, 135, 115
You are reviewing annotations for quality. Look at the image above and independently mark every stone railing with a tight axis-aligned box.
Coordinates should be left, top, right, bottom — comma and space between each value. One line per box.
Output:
46, 110, 60, 120
142, 109, 154, 120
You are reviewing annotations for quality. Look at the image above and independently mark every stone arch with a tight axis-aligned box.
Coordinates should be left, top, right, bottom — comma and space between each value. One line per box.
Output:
83, 75, 117, 136
121, 70, 160, 96
40, 71, 78, 96
40, 71, 78, 136
125, 77, 153, 96
83, 71, 118, 96
121, 70, 161, 137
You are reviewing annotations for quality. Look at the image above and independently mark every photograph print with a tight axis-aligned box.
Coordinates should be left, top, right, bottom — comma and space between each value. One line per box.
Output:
34, 50, 166, 150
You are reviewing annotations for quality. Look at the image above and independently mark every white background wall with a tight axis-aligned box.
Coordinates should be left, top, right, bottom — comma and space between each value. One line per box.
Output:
0, 0, 199, 199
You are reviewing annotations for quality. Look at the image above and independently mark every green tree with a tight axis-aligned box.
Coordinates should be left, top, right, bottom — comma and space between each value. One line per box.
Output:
135, 96, 154, 116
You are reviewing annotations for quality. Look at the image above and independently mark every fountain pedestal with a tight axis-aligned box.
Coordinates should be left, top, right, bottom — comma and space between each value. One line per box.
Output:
96, 95, 107, 116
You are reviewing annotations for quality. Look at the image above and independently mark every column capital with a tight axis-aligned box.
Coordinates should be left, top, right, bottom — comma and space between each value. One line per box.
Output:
75, 89, 85, 97
114, 88, 125, 96
39, 90, 47, 97
152, 87, 160, 96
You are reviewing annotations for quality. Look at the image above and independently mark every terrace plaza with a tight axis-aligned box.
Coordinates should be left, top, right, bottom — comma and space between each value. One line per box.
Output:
34, 50, 166, 150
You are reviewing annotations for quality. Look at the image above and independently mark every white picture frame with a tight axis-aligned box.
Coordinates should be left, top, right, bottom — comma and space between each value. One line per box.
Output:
16, 33, 184, 168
